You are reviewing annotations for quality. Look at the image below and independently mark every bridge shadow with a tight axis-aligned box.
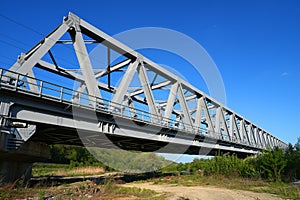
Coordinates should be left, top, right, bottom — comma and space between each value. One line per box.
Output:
29, 171, 174, 187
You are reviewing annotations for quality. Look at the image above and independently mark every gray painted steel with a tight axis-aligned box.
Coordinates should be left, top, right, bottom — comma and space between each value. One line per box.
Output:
0, 12, 287, 157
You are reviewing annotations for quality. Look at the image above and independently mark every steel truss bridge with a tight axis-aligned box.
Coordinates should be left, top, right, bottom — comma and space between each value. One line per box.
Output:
0, 13, 287, 181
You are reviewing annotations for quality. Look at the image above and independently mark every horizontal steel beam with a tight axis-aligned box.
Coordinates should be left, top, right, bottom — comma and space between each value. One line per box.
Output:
2, 12, 287, 152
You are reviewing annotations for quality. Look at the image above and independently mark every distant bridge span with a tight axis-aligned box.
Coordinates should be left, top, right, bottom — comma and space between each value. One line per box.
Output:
0, 12, 287, 182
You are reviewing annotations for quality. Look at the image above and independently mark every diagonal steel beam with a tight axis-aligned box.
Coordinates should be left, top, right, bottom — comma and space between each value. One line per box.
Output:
9, 20, 71, 75
240, 119, 247, 144
71, 29, 101, 103
252, 126, 258, 147
247, 124, 254, 146
163, 82, 178, 120
256, 128, 262, 148
177, 83, 193, 128
36, 60, 75, 79
94, 59, 131, 79
194, 97, 202, 127
258, 129, 264, 148
73, 58, 131, 98
215, 107, 221, 136
137, 64, 159, 119
26, 69, 39, 93
243, 121, 251, 145
130, 80, 171, 97
111, 60, 139, 105
3, 12, 287, 151
232, 115, 242, 142
36, 60, 114, 93
159, 94, 197, 108
219, 108, 230, 140
201, 97, 214, 133
229, 114, 234, 141
261, 131, 267, 148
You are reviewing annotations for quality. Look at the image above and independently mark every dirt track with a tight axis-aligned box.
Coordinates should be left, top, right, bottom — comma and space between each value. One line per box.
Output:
124, 182, 283, 200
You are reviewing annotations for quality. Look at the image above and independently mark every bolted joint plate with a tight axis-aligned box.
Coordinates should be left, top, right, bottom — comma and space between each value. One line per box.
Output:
67, 12, 81, 32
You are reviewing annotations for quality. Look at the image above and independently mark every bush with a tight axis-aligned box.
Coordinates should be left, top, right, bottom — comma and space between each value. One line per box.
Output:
162, 141, 300, 183
254, 147, 287, 182
199, 154, 259, 178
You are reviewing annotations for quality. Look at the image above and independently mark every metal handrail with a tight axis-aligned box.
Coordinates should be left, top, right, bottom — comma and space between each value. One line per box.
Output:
0, 68, 265, 149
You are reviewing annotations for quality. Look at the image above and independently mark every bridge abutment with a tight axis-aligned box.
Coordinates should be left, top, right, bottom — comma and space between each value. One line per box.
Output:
0, 131, 50, 184
0, 160, 33, 184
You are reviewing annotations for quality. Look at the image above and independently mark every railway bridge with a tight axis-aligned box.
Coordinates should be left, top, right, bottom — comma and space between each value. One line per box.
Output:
0, 13, 287, 183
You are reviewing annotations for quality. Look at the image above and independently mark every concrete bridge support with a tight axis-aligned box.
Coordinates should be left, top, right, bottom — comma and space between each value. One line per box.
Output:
0, 131, 50, 184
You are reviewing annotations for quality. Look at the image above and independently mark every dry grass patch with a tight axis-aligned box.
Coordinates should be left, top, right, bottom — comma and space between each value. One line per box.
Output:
33, 163, 106, 177
67, 166, 105, 176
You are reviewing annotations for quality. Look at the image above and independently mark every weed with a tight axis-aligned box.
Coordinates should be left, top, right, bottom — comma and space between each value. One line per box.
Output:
65, 189, 72, 195
117, 186, 158, 198
38, 189, 44, 200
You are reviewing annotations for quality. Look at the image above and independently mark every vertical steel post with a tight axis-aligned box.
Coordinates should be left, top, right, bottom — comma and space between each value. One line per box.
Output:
15, 74, 20, 90
0, 69, 2, 83
39, 81, 43, 97
60, 87, 64, 102
107, 47, 111, 89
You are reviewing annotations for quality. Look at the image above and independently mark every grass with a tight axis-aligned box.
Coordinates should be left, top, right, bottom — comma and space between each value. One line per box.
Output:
0, 180, 165, 199
6, 163, 300, 199
0, 183, 36, 199
99, 180, 165, 199
116, 185, 163, 199
258, 183, 300, 199
150, 174, 300, 199
32, 163, 105, 177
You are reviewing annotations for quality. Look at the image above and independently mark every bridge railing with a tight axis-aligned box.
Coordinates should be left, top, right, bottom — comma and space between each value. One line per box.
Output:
0, 68, 259, 148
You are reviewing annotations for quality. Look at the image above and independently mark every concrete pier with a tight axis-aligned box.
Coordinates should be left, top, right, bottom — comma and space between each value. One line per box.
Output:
0, 135, 50, 184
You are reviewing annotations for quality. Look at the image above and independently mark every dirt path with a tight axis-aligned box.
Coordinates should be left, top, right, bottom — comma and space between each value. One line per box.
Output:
123, 182, 283, 200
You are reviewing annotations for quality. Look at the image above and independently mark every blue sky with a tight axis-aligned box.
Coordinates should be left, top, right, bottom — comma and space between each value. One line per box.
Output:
0, 0, 299, 150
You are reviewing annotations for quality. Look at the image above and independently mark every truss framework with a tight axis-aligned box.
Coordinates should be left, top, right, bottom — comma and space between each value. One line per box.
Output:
5, 12, 286, 150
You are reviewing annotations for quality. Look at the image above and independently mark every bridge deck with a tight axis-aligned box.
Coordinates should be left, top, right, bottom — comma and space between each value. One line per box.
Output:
1, 68, 262, 156
0, 13, 287, 158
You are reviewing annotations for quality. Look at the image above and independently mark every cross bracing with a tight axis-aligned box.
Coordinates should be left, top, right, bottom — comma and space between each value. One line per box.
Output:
1, 12, 287, 153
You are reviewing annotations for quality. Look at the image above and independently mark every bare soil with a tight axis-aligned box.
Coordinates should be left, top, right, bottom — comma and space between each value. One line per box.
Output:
123, 182, 283, 200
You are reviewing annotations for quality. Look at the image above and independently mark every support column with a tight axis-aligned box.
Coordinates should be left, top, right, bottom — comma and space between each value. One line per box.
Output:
0, 161, 33, 184
0, 131, 50, 184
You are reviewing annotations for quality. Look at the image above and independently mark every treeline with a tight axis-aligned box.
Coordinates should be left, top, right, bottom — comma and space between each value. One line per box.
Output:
163, 142, 300, 182
49, 145, 107, 168
48, 138, 300, 182
48, 145, 172, 172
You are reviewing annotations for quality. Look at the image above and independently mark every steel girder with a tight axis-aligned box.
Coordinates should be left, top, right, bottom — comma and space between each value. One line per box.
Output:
4, 12, 287, 151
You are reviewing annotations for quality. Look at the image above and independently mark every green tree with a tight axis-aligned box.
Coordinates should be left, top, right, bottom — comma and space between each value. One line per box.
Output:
259, 147, 287, 182
283, 139, 300, 180
295, 137, 300, 149
283, 144, 298, 181
296, 147, 300, 179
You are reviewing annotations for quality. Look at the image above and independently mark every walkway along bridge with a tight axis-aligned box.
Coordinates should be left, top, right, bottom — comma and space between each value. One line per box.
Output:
0, 13, 287, 182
